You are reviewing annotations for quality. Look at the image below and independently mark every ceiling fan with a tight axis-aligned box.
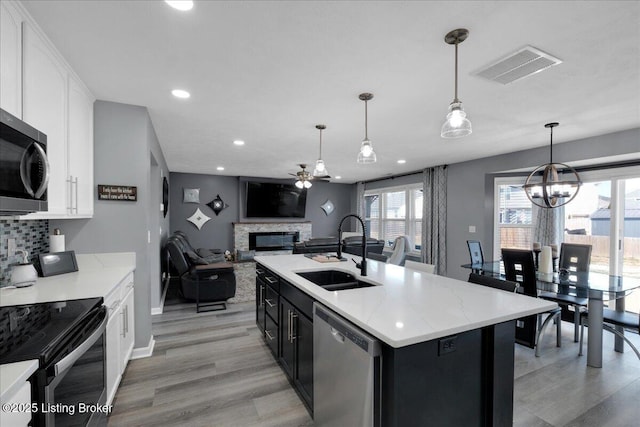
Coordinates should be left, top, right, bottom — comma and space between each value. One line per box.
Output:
289, 164, 329, 189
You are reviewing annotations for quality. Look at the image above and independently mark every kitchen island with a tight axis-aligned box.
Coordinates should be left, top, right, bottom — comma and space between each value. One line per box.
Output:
255, 254, 557, 427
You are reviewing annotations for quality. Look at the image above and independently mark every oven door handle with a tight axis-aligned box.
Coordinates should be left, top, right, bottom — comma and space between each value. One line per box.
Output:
54, 308, 107, 376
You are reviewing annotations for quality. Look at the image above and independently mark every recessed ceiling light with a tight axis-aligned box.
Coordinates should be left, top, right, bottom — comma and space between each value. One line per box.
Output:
216, 166, 225, 171
335, 176, 342, 180
165, 1, 193, 11
233, 140, 245, 146
397, 159, 407, 164
171, 89, 190, 99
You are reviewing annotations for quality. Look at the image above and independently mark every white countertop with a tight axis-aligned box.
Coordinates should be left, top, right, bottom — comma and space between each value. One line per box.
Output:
0, 252, 136, 307
0, 360, 38, 402
255, 254, 558, 348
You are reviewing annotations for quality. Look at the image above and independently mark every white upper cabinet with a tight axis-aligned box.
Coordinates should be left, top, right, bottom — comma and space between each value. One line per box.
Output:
22, 21, 69, 216
0, 1, 23, 117
6, 1, 95, 219
68, 76, 94, 216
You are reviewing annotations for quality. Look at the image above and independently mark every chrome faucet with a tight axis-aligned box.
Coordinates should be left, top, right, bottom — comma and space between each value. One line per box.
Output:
336, 214, 368, 276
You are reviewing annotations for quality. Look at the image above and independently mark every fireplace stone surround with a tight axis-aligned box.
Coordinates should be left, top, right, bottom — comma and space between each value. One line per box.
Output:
230, 222, 312, 303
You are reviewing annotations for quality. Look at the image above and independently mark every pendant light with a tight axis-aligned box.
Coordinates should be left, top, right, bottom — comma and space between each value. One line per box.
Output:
523, 122, 582, 208
312, 124, 329, 177
441, 28, 472, 138
357, 93, 377, 164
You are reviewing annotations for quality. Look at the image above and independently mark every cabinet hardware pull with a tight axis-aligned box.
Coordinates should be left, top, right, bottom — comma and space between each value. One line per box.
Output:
265, 298, 275, 308
109, 300, 120, 312
291, 312, 298, 341
265, 276, 278, 284
73, 176, 79, 213
67, 176, 73, 212
265, 330, 275, 341
256, 268, 264, 275
125, 305, 129, 334
259, 285, 264, 307
121, 309, 126, 338
287, 309, 292, 342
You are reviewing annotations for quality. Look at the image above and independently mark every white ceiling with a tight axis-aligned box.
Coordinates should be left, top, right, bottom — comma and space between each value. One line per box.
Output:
22, 1, 640, 183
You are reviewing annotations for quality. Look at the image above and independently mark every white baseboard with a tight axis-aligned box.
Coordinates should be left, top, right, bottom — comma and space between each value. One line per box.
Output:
131, 336, 155, 359
151, 277, 171, 316
151, 307, 163, 315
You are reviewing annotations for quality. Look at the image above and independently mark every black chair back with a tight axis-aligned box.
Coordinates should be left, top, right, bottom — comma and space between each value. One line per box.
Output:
166, 237, 191, 275
501, 248, 539, 349
467, 240, 484, 265
501, 249, 537, 297
468, 273, 518, 292
559, 243, 592, 273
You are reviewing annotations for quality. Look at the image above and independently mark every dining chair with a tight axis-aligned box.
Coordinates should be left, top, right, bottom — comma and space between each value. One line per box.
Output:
468, 273, 518, 292
579, 308, 640, 360
387, 236, 411, 266
467, 240, 484, 265
501, 248, 562, 356
538, 243, 592, 342
404, 260, 436, 274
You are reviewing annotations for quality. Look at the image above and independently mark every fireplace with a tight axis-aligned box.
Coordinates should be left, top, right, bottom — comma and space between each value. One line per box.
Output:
249, 231, 300, 251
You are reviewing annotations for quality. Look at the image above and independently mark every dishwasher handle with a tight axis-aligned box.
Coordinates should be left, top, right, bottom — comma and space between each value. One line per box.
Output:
331, 327, 345, 343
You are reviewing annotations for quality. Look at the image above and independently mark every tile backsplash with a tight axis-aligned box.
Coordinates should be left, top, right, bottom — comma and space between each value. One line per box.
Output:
1, 219, 49, 286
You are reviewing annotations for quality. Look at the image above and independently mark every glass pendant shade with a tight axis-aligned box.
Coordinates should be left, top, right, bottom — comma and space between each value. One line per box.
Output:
357, 139, 377, 164
441, 29, 471, 139
357, 93, 377, 164
441, 101, 472, 138
303, 180, 312, 189
313, 159, 327, 176
523, 122, 581, 208
295, 180, 304, 189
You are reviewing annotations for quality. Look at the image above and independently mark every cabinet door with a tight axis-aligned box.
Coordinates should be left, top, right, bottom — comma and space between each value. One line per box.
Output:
279, 299, 295, 379
294, 312, 314, 407
67, 76, 94, 216
0, 1, 23, 117
105, 306, 121, 406
264, 312, 278, 357
22, 22, 68, 215
120, 286, 135, 372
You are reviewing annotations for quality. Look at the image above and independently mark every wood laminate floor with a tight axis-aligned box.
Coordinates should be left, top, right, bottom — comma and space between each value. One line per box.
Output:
108, 280, 640, 427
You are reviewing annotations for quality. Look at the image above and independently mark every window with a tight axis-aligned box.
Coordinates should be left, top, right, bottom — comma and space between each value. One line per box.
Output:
364, 185, 422, 251
494, 177, 533, 254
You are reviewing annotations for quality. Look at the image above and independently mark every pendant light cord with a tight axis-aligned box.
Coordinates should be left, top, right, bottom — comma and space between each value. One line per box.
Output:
319, 128, 322, 158
549, 126, 553, 164
364, 100, 369, 140
454, 41, 459, 103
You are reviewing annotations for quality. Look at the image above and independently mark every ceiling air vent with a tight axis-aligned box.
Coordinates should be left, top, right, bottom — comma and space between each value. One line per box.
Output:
475, 46, 562, 85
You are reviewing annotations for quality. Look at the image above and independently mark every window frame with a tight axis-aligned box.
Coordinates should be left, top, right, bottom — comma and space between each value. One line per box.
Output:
364, 183, 423, 255
493, 176, 533, 260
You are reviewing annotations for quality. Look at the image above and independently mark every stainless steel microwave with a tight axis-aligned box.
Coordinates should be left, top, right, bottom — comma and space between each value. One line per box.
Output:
0, 108, 49, 215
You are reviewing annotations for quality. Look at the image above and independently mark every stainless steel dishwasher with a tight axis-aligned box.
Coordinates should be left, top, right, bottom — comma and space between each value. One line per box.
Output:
313, 302, 382, 427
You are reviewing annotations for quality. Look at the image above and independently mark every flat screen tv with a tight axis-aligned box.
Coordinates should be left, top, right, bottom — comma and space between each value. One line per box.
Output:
245, 181, 307, 218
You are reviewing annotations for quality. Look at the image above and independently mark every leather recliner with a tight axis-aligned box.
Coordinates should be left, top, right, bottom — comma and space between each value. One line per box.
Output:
165, 237, 236, 306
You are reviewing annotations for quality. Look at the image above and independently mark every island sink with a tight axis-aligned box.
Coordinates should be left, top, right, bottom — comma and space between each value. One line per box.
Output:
295, 270, 375, 291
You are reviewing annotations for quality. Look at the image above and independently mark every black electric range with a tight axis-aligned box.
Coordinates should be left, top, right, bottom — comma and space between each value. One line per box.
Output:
1, 297, 108, 427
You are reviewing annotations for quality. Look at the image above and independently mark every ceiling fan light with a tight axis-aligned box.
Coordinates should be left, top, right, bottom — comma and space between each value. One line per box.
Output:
303, 180, 312, 189
441, 102, 472, 138
295, 180, 304, 189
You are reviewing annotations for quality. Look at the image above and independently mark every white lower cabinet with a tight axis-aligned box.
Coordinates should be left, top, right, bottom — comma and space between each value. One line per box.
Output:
0, 382, 31, 427
104, 273, 135, 406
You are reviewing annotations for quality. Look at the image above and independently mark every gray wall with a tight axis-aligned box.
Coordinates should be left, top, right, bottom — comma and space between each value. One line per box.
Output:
51, 100, 170, 351
170, 172, 355, 251
362, 127, 640, 281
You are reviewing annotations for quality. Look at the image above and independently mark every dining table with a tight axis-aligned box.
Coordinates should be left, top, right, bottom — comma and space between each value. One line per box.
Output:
461, 260, 640, 368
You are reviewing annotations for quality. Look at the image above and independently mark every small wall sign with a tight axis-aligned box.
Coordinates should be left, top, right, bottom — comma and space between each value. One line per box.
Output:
98, 185, 138, 201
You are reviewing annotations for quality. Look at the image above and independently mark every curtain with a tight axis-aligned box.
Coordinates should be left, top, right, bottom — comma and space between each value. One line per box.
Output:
533, 204, 561, 247
421, 166, 447, 275
355, 181, 365, 234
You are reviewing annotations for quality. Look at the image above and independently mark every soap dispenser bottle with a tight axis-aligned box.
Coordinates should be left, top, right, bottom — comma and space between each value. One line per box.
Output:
10, 250, 38, 287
